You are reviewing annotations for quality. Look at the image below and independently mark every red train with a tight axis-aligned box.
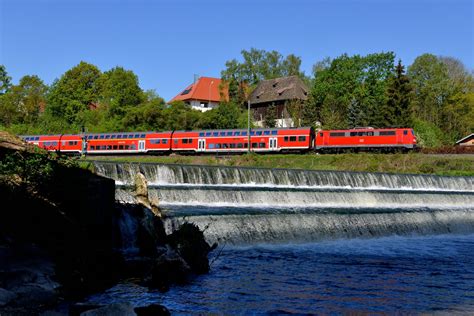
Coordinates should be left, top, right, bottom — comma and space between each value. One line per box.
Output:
20, 127, 416, 155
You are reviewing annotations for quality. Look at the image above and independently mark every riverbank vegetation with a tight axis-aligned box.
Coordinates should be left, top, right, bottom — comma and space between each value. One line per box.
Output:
87, 153, 474, 176
1, 49, 473, 147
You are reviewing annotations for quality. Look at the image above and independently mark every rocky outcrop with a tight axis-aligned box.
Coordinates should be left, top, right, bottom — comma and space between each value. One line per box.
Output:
134, 172, 161, 217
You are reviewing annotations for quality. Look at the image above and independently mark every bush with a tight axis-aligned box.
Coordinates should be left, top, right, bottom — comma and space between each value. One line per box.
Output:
413, 119, 450, 148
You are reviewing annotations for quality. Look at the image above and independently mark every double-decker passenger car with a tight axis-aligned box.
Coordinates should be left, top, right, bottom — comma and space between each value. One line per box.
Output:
172, 127, 313, 154
315, 127, 416, 152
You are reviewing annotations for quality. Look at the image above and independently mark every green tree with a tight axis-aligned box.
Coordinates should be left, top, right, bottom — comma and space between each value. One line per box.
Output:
0, 65, 12, 95
264, 103, 277, 128
305, 52, 395, 129
97, 66, 145, 117
385, 60, 412, 127
407, 54, 451, 126
47, 61, 102, 124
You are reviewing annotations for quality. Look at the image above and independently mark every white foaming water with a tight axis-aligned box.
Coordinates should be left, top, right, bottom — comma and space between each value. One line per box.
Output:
98, 162, 474, 245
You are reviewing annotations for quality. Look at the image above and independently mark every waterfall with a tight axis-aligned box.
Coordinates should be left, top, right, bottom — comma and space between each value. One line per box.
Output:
94, 162, 474, 245
94, 161, 473, 191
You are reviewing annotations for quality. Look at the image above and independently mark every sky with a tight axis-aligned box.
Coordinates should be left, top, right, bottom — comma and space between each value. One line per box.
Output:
1, 0, 473, 101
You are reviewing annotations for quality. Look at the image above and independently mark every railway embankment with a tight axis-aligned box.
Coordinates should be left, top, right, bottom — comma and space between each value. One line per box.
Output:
87, 151, 474, 176
0, 131, 212, 315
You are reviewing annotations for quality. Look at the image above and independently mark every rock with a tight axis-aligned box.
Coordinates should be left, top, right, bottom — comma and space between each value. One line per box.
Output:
148, 246, 192, 291
134, 304, 170, 316
167, 222, 213, 274
0, 288, 16, 306
134, 173, 161, 218
80, 303, 136, 316
11, 284, 58, 307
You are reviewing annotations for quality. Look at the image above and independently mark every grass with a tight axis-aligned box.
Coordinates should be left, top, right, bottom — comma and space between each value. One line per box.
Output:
83, 152, 474, 176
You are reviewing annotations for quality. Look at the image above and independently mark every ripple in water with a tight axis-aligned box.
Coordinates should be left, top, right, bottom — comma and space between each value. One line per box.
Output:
87, 234, 474, 314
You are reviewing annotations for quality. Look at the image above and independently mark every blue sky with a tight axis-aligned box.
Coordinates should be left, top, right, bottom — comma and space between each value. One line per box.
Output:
1, 0, 473, 101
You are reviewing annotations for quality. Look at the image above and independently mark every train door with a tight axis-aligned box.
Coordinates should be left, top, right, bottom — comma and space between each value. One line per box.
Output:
269, 137, 278, 151
197, 139, 206, 152
138, 140, 146, 152
396, 130, 403, 144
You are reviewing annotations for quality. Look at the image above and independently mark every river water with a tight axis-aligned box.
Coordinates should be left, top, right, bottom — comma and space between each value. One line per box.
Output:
90, 162, 474, 314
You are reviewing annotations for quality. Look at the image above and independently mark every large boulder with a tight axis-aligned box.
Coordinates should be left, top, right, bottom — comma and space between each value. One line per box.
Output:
148, 246, 192, 291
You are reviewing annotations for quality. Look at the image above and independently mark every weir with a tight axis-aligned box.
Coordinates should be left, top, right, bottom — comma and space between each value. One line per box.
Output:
94, 161, 474, 245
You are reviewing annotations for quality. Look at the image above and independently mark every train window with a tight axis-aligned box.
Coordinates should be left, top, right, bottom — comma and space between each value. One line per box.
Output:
199, 132, 205, 137
189, 139, 193, 144
205, 132, 211, 136
242, 132, 247, 136
222, 144, 228, 148
135, 134, 140, 138
264, 131, 270, 135
35, 137, 40, 140
174, 139, 178, 144
244, 143, 248, 148
284, 136, 289, 142
235, 131, 241, 136
93, 135, 98, 139
117, 135, 122, 139
256, 131, 262, 136
237, 143, 243, 148
298, 136, 306, 141
350, 132, 357, 136
141, 134, 146, 138
163, 139, 168, 144
379, 131, 396, 136
271, 131, 278, 135
213, 132, 219, 137
250, 131, 255, 136
215, 144, 221, 149
209, 144, 215, 149
113, 145, 118, 150
107, 145, 112, 150
105, 135, 110, 139
367, 132, 374, 136
98, 135, 103, 139
330, 132, 345, 137
227, 131, 233, 136
252, 143, 258, 148
68, 141, 73, 145
131, 144, 136, 150
319, 133, 323, 137
230, 143, 236, 148
111, 135, 116, 139
290, 136, 297, 142
90, 146, 95, 150
259, 142, 265, 148
220, 132, 226, 136
403, 130, 408, 135
119, 145, 124, 149
183, 139, 188, 144
129, 135, 134, 139
124, 145, 129, 149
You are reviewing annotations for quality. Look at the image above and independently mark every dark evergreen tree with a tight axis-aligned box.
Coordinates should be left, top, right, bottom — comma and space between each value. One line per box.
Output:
386, 60, 413, 127
264, 103, 277, 128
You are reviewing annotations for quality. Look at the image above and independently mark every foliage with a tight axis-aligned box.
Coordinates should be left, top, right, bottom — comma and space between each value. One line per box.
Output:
385, 60, 412, 127
412, 118, 449, 148
305, 52, 396, 129
47, 61, 102, 124
0, 65, 12, 95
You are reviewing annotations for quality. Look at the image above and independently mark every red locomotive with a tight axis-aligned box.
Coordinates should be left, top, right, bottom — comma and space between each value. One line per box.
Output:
20, 126, 416, 155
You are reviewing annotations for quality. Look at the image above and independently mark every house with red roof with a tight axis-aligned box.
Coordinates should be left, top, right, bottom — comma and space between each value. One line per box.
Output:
169, 76, 229, 112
